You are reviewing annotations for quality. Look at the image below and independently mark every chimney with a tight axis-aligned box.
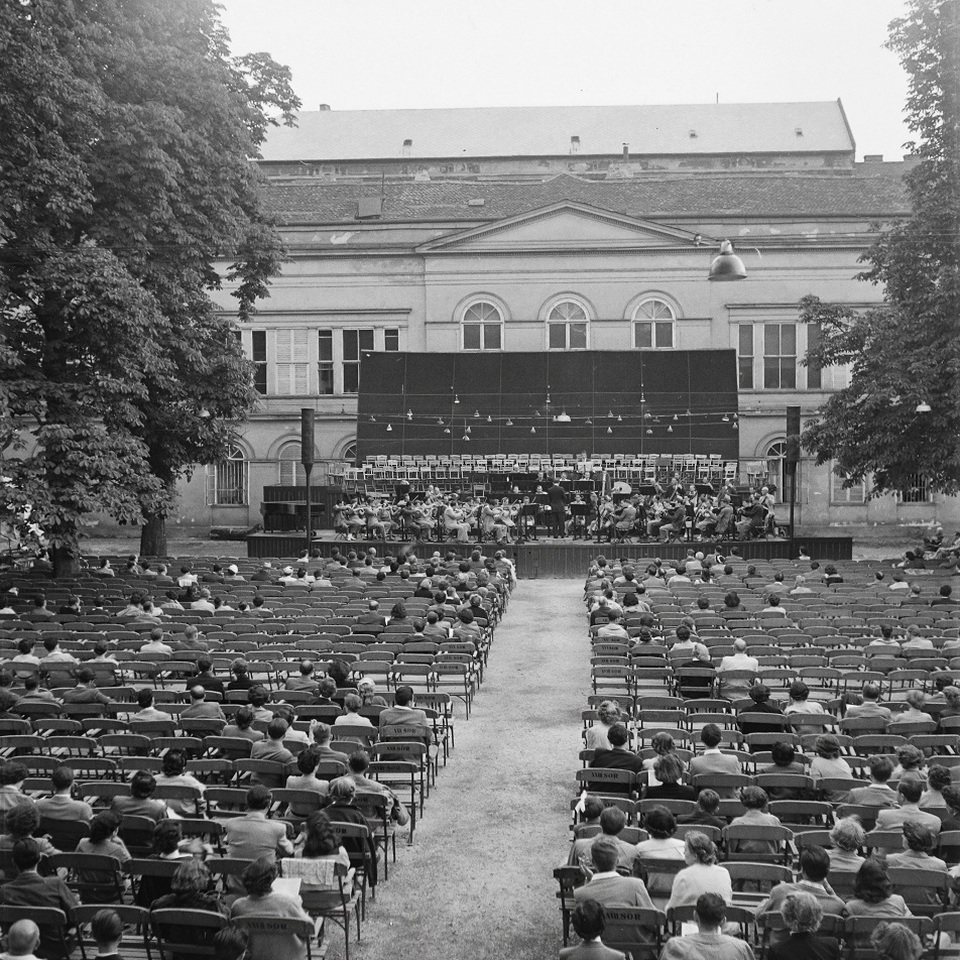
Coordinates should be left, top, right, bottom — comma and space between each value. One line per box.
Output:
622, 142, 629, 159
570, 135, 580, 154
318, 103, 331, 111
401, 138, 412, 157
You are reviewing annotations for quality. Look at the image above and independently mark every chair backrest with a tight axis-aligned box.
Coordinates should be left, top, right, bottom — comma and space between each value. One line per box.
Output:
231, 913, 314, 960
602, 906, 666, 959
150, 907, 227, 959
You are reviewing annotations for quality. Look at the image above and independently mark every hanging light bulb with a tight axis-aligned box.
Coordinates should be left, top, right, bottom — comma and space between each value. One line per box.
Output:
617, 415, 623, 423
646, 428, 653, 435
530, 426, 537, 434
386, 423, 393, 432
653, 416, 661, 424
722, 414, 730, 423
640, 393, 646, 403
463, 434, 470, 442
644, 412, 652, 420
474, 410, 480, 418
686, 409, 692, 416
406, 409, 413, 420
673, 414, 679, 421
584, 418, 593, 426
608, 410, 615, 418
453, 393, 460, 404
607, 426, 613, 434
369, 415, 376, 422
506, 418, 514, 426
555, 410, 571, 423
443, 427, 451, 434
667, 425, 673, 433
465, 426, 471, 434
486, 415, 492, 423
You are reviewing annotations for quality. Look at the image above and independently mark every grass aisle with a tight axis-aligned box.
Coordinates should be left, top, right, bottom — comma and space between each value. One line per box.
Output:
324, 580, 588, 960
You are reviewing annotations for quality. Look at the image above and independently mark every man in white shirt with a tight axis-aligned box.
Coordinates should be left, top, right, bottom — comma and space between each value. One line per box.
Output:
190, 588, 216, 613
716, 639, 759, 699
789, 575, 813, 595
845, 683, 893, 721
140, 627, 173, 656
177, 565, 198, 587
875, 780, 942, 834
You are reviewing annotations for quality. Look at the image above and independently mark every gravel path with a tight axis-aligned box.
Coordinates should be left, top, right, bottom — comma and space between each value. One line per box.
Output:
322, 580, 587, 960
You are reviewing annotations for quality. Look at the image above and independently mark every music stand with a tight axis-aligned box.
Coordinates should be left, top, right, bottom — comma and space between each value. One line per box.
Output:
569, 502, 588, 540
694, 483, 715, 496
517, 503, 540, 543
638, 484, 658, 496
574, 479, 595, 493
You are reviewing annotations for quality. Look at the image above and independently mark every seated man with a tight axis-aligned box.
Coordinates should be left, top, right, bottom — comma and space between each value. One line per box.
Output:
660, 893, 755, 960
688, 724, 741, 796
0, 839, 79, 959
845, 683, 892, 721
561, 901, 627, 960
716, 639, 759, 700
285, 660, 320, 695
568, 806, 637, 874
573, 836, 654, 909
847, 755, 899, 807
249, 718, 295, 788
180, 686, 225, 721
876, 780, 942, 834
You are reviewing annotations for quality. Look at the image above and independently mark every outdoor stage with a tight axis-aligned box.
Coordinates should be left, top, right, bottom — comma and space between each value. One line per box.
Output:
245, 532, 854, 577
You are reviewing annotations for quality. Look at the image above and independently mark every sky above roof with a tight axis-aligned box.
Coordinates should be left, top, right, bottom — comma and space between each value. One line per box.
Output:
218, 0, 914, 163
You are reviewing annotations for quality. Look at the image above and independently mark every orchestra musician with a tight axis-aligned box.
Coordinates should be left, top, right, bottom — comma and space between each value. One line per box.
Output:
442, 496, 471, 543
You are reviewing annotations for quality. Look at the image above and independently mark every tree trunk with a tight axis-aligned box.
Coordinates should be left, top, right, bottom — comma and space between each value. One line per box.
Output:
140, 511, 168, 557
51, 545, 80, 578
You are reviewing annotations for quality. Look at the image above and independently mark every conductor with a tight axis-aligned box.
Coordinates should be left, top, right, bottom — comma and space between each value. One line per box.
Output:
547, 479, 567, 538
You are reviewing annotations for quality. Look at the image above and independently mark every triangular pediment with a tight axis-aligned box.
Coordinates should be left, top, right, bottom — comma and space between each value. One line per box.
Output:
417, 201, 699, 253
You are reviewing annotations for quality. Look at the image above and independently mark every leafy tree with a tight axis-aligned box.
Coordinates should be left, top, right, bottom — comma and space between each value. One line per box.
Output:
0, 0, 300, 572
801, 0, 960, 497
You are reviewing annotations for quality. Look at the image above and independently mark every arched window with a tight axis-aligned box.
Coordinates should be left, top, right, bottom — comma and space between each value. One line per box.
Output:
633, 298, 675, 349
208, 447, 248, 505
341, 442, 357, 466
547, 300, 588, 350
462, 301, 503, 351
765, 441, 787, 504
278, 441, 306, 487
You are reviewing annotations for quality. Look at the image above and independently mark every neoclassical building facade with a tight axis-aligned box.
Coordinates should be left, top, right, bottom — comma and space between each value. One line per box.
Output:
176, 101, 954, 533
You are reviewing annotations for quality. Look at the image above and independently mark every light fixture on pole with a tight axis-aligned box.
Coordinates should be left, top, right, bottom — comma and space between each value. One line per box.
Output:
708, 240, 747, 281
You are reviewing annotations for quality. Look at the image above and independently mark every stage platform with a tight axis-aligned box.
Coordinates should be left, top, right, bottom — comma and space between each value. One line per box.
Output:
245, 533, 853, 578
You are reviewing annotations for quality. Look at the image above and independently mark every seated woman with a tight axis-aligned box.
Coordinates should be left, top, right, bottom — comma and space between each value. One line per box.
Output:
320, 777, 378, 889
155, 750, 205, 818
76, 811, 130, 903
885, 820, 947, 907
635, 806, 685, 899
844, 859, 912, 926
889, 691, 937, 732
891, 744, 928, 783
152, 858, 226, 915
584, 700, 621, 751
727, 786, 782, 857
286, 810, 353, 910
759, 743, 808, 801
640, 732, 684, 773
869, 922, 924, 960
919, 764, 952, 813
0, 804, 58, 879
643, 754, 696, 802
134, 821, 191, 907
769, 890, 841, 960
827, 817, 866, 874
230, 856, 314, 960
665, 832, 732, 911
808, 735, 852, 802
783, 681, 827, 736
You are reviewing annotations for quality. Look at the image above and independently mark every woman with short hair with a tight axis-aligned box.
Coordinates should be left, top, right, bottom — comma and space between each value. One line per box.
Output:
769, 890, 840, 960
666, 832, 733, 911
644, 754, 696, 802
827, 818, 866, 873
584, 700, 621, 751
845, 860, 912, 923
869, 922, 924, 960
230, 857, 313, 960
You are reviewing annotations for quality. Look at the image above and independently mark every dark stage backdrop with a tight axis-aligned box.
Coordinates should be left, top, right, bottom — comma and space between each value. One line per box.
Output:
356, 350, 739, 459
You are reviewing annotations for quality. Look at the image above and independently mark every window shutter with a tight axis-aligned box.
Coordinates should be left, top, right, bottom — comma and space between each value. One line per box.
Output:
204, 465, 216, 505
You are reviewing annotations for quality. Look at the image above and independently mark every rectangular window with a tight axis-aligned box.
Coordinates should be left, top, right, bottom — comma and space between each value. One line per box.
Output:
317, 329, 334, 395
276, 329, 310, 394
807, 323, 822, 389
763, 322, 797, 389
738, 325, 754, 389
208, 458, 248, 505
548, 323, 566, 350
831, 466, 866, 503
899, 474, 931, 503
384, 328, 399, 352
252, 331, 267, 395
464, 323, 502, 350
634, 322, 673, 349
343, 328, 374, 394
569, 322, 587, 349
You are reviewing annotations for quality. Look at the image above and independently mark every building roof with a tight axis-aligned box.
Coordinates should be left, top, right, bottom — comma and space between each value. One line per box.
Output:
260, 101, 856, 162
264, 169, 910, 226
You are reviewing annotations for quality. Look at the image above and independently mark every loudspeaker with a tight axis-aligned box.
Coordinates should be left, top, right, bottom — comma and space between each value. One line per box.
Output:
785, 406, 801, 467
300, 409, 315, 467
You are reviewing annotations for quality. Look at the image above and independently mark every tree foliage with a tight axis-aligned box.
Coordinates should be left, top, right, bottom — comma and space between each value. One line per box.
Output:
801, 0, 960, 497
0, 0, 300, 570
